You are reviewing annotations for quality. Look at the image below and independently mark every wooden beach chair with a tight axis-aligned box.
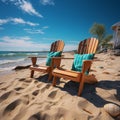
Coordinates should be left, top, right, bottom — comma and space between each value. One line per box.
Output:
52, 38, 98, 96
29, 40, 65, 80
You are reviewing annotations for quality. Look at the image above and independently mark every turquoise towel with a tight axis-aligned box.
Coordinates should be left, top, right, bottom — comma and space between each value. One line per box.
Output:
46, 51, 62, 66
72, 54, 94, 74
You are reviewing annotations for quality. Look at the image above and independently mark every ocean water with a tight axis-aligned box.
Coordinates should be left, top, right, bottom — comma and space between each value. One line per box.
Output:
0, 51, 48, 75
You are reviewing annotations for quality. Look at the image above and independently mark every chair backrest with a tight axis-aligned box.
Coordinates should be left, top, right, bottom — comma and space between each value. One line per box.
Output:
50, 40, 65, 52
77, 38, 98, 54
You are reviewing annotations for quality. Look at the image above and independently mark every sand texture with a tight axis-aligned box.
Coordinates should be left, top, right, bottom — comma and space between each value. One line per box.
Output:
0, 52, 120, 120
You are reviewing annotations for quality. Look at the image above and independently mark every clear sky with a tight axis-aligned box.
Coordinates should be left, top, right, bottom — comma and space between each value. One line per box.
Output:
0, 0, 120, 51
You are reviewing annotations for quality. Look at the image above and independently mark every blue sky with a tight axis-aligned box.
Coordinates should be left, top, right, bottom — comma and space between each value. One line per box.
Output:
0, 0, 120, 51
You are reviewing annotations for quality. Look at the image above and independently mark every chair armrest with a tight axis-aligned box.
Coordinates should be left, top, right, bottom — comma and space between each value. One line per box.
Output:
51, 57, 74, 70
82, 60, 92, 74
52, 57, 74, 59
28, 56, 47, 66
28, 56, 47, 58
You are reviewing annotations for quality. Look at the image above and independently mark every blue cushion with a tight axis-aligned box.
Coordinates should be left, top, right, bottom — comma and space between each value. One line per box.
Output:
72, 54, 94, 74
46, 51, 62, 66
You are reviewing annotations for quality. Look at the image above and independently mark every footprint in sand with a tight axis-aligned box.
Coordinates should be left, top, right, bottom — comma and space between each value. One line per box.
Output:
24, 79, 32, 83
32, 90, 40, 96
0, 91, 11, 103
18, 78, 26, 81
19, 78, 33, 83
45, 84, 52, 89
40, 84, 51, 93
15, 87, 24, 91
48, 90, 57, 99
34, 80, 39, 84
3, 99, 21, 116
14, 78, 36, 94
14, 83, 28, 92
28, 113, 41, 120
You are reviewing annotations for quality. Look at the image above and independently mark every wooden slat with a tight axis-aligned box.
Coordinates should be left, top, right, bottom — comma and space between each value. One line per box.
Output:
55, 40, 60, 51
87, 38, 92, 53
56, 40, 60, 51
88, 38, 95, 53
50, 40, 64, 52
85, 38, 90, 53
52, 69, 82, 82
83, 39, 87, 53
78, 39, 88, 54
93, 38, 98, 53
53, 69, 79, 78
77, 38, 98, 54
57, 40, 64, 51
54, 41, 58, 51
30, 65, 50, 72
89, 38, 98, 53
89, 38, 95, 53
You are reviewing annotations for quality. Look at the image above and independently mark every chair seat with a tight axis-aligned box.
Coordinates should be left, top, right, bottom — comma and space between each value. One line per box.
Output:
30, 65, 50, 72
52, 68, 82, 82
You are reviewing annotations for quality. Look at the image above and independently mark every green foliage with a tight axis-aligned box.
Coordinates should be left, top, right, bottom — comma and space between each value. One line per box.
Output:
89, 23, 113, 50
89, 23, 106, 41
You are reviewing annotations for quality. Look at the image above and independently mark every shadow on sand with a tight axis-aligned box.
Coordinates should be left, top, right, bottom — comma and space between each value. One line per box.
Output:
36, 74, 120, 107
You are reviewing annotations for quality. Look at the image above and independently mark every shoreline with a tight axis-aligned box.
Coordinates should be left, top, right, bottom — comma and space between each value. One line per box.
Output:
0, 51, 48, 74
0, 51, 74, 77
0, 58, 46, 76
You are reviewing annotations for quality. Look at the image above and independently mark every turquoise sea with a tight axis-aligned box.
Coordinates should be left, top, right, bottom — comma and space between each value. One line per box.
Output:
0, 51, 48, 75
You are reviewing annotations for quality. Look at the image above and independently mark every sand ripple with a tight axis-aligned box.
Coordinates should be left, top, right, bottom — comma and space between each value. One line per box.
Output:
0, 52, 120, 120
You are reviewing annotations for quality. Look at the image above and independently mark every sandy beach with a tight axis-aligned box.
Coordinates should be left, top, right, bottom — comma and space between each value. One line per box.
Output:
0, 52, 120, 120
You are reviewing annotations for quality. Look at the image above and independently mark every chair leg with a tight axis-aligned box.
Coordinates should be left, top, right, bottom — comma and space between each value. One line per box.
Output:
30, 70, 34, 78
48, 73, 52, 81
78, 75, 85, 96
52, 76, 57, 86
30, 57, 37, 78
